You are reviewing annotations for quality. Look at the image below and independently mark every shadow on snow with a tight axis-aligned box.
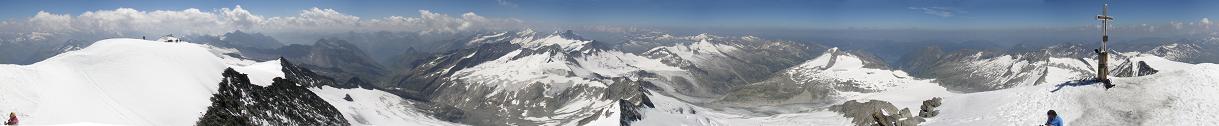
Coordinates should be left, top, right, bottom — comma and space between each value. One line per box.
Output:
1051, 79, 1102, 92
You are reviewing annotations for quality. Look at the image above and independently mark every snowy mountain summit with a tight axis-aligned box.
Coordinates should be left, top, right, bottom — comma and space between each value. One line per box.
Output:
0, 38, 279, 125
0, 38, 453, 126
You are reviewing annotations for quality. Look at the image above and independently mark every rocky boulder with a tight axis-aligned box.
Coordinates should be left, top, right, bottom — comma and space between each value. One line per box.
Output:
919, 97, 943, 118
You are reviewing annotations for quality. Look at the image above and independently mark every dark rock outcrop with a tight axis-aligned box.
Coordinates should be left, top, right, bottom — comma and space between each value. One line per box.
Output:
1113, 60, 1137, 77
832, 98, 943, 126
918, 97, 942, 118
830, 100, 900, 126
280, 58, 340, 88
618, 100, 644, 126
618, 88, 657, 126
343, 94, 354, 101
195, 68, 348, 126
1136, 61, 1159, 76
1114, 60, 1161, 77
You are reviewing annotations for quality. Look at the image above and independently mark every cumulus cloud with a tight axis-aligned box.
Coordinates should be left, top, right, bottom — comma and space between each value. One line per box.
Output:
28, 11, 74, 32
1201, 18, 1212, 29
496, 0, 519, 8
0, 5, 525, 36
361, 10, 523, 34
908, 7, 962, 17
74, 8, 232, 35
221, 5, 264, 29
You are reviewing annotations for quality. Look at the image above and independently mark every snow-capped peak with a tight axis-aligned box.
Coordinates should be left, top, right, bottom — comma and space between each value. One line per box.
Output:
518, 28, 536, 36
466, 30, 599, 51
786, 47, 913, 92
0, 38, 284, 125
793, 47, 849, 70
691, 33, 718, 41
509, 30, 594, 51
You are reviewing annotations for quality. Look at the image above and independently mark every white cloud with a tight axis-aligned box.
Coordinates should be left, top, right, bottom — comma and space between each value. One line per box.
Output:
1171, 21, 1185, 30
28, 11, 74, 32
1201, 18, 1212, 30
272, 7, 359, 26
0, 5, 525, 37
497, 0, 519, 8
362, 10, 523, 34
221, 5, 264, 29
908, 7, 962, 17
72, 8, 233, 35
259, 7, 361, 32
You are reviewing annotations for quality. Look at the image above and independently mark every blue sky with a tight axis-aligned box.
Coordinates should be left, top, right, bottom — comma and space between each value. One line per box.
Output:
1, 0, 1217, 30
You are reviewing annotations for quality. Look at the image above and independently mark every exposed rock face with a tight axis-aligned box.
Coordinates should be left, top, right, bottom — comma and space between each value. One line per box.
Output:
872, 112, 893, 126
281, 58, 340, 88
196, 68, 349, 126
1114, 59, 1161, 77
618, 89, 657, 126
343, 94, 354, 101
1113, 59, 1138, 77
831, 98, 943, 126
830, 100, 899, 126
1136, 61, 1159, 76
618, 100, 643, 125
918, 97, 943, 118
894, 108, 921, 126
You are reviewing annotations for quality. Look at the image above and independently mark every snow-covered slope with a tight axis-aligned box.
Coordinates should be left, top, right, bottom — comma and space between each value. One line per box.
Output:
632, 82, 951, 126
467, 29, 593, 51
0, 38, 283, 125
427, 34, 685, 125
310, 86, 465, 126
784, 47, 913, 94
450, 48, 681, 95
638, 33, 823, 99
632, 91, 855, 126
632, 47, 1216, 126
903, 44, 1097, 92
718, 47, 941, 110
927, 55, 1219, 125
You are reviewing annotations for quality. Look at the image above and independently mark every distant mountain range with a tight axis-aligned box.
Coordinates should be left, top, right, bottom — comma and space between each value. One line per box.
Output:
2, 29, 1218, 125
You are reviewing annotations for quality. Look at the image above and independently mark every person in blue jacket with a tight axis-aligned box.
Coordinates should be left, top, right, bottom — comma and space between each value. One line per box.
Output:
1045, 110, 1063, 126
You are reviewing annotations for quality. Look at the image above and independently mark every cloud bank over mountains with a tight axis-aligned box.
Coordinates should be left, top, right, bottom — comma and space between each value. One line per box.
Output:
0, 4, 1215, 45
0, 5, 525, 37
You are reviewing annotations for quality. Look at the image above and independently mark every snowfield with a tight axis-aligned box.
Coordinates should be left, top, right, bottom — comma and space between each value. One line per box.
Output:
451, 39, 682, 96
0, 38, 459, 126
788, 47, 933, 99
927, 55, 1219, 126
635, 52, 1218, 126
634, 90, 856, 126
310, 86, 466, 126
0, 38, 283, 125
